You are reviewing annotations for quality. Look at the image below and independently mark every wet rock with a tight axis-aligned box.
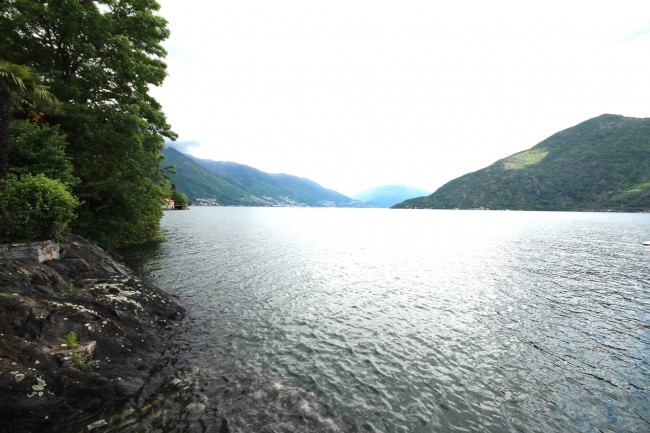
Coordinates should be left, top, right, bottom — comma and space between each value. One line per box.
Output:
0, 234, 185, 432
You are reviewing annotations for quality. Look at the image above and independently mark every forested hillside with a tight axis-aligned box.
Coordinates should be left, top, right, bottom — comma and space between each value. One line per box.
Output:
161, 148, 250, 205
1, 1, 175, 247
163, 147, 366, 207
394, 115, 650, 211
188, 154, 363, 207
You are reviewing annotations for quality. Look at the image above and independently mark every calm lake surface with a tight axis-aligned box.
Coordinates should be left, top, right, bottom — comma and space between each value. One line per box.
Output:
123, 207, 650, 432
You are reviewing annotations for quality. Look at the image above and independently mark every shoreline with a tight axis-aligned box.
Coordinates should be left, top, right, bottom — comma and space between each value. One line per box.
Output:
0, 234, 185, 432
1, 235, 375, 432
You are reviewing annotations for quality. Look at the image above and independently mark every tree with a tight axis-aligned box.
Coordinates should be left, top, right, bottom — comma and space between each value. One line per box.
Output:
8, 120, 77, 187
167, 183, 190, 209
0, 61, 56, 179
0, 1, 176, 247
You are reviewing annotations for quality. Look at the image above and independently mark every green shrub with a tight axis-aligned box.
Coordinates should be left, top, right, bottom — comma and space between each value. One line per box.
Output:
0, 174, 80, 241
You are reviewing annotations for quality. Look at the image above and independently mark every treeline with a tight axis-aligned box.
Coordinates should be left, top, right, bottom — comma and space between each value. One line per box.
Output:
0, 0, 176, 248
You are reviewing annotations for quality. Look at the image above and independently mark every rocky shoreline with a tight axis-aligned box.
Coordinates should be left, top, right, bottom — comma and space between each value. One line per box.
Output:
0, 234, 185, 432
0, 234, 378, 433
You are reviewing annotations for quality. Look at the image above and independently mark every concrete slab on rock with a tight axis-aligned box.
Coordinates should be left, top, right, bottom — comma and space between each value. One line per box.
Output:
0, 240, 60, 263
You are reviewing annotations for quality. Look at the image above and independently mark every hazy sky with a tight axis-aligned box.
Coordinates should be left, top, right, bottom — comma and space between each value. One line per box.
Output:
151, 0, 650, 197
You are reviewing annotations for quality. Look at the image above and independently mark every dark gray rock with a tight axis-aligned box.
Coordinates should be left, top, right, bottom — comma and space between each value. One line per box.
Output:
0, 234, 185, 432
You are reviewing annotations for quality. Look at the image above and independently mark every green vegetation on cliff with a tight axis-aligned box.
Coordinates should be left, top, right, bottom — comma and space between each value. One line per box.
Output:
393, 114, 650, 211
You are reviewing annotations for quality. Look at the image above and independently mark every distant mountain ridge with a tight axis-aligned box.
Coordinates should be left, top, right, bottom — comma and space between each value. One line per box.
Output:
393, 114, 650, 211
161, 147, 248, 206
162, 147, 366, 207
354, 185, 431, 207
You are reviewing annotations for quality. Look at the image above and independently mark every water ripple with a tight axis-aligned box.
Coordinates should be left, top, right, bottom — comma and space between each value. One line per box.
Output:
122, 208, 650, 432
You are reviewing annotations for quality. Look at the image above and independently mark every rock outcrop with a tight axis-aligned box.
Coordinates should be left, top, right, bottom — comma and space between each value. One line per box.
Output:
0, 234, 185, 432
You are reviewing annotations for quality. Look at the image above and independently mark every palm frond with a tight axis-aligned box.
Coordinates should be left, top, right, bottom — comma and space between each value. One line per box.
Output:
0, 60, 32, 93
32, 84, 57, 102
0, 60, 61, 114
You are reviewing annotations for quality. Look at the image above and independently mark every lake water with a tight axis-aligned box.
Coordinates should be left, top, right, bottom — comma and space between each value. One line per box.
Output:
122, 207, 650, 432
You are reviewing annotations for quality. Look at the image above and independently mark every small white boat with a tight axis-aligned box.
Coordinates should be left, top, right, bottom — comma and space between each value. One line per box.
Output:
643, 241, 650, 246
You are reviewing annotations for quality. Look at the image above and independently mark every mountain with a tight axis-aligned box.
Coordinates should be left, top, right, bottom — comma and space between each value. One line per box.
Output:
353, 185, 432, 208
188, 156, 362, 207
393, 114, 650, 211
161, 147, 250, 205
162, 147, 365, 207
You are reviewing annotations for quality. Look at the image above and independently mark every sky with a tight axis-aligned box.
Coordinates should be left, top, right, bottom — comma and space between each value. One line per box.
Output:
151, 0, 650, 197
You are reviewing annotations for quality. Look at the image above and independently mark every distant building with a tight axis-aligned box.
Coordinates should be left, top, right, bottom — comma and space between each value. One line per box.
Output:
162, 198, 174, 210
194, 198, 220, 206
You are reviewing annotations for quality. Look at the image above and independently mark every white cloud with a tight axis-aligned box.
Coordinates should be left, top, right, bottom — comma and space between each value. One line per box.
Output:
152, 0, 650, 196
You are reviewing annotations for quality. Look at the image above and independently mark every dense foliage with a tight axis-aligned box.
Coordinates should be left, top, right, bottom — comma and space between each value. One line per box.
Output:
0, 60, 57, 179
0, 174, 79, 241
8, 120, 77, 187
1, 0, 175, 247
166, 183, 190, 209
393, 115, 650, 211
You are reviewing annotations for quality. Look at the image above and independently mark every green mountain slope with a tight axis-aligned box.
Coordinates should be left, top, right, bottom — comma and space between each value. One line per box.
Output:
162, 147, 366, 207
161, 147, 250, 205
393, 114, 650, 211
353, 185, 432, 207
188, 156, 364, 207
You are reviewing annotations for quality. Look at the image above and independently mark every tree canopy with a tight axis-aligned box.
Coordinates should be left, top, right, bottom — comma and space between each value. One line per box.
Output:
1, 0, 176, 247
8, 120, 77, 187
0, 60, 57, 179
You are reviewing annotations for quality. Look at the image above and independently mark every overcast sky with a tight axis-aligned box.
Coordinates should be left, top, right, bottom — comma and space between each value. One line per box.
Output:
151, 0, 650, 197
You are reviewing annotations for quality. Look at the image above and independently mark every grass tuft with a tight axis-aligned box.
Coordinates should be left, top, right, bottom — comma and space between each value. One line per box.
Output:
72, 352, 93, 366
58, 331, 82, 348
